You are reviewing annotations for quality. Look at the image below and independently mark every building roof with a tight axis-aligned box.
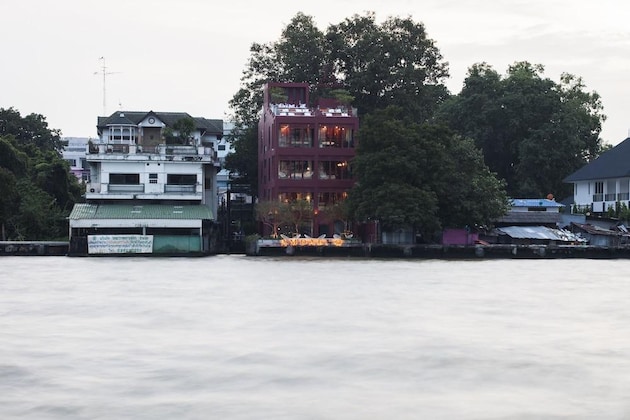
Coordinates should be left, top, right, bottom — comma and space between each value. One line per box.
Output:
69, 203, 213, 220
511, 198, 564, 208
97, 111, 223, 134
564, 137, 630, 182
570, 222, 629, 237
496, 211, 562, 225
496, 226, 581, 242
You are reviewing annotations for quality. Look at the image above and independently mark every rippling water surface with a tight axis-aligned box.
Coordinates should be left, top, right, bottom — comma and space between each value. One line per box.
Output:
2, 256, 630, 419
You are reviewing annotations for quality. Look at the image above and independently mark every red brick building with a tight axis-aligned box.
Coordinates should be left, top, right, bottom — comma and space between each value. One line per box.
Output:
258, 82, 359, 236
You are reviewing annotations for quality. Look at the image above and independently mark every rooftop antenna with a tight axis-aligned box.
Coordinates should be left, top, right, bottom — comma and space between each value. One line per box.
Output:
94, 57, 120, 116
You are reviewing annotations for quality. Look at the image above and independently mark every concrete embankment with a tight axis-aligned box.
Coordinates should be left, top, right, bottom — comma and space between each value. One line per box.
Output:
0, 241, 69, 256
248, 242, 630, 259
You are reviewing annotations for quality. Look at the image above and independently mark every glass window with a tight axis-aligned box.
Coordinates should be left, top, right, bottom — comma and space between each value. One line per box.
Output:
278, 124, 313, 148
109, 126, 136, 143
110, 173, 140, 184
278, 160, 313, 179
167, 174, 197, 185
318, 161, 351, 180
319, 125, 354, 148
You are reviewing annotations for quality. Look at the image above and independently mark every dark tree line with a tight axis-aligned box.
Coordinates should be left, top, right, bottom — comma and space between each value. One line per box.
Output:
225, 11, 606, 237
0, 108, 83, 240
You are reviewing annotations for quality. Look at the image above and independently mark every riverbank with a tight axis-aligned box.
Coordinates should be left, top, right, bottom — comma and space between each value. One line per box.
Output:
249, 242, 630, 259
0, 241, 69, 256
5, 240, 630, 259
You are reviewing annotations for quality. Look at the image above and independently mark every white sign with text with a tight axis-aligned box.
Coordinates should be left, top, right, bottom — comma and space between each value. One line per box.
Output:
88, 235, 153, 254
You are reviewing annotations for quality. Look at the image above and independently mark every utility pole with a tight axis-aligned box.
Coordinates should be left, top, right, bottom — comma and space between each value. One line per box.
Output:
94, 57, 119, 116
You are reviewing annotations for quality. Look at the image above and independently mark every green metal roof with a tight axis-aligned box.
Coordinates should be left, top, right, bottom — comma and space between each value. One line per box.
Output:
69, 203, 213, 220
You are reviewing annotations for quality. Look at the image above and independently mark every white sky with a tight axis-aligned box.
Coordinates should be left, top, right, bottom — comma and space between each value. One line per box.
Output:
1, 0, 629, 144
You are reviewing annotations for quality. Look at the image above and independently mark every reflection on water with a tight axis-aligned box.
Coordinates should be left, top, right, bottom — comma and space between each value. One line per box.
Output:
2, 256, 630, 419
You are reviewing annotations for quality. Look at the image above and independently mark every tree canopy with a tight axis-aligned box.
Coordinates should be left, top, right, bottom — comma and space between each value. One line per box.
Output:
436, 61, 606, 198
225, 12, 450, 195
0, 108, 83, 240
347, 107, 509, 239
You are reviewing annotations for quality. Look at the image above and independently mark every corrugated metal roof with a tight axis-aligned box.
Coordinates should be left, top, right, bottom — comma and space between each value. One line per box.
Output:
69, 203, 213, 220
497, 226, 581, 241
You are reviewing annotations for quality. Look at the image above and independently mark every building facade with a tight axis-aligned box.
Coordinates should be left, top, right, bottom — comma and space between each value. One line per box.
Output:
564, 137, 630, 214
61, 136, 91, 182
68, 111, 223, 256
258, 82, 359, 237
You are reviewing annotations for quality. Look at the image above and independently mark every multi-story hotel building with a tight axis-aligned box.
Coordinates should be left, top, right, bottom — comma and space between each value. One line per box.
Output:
258, 82, 359, 236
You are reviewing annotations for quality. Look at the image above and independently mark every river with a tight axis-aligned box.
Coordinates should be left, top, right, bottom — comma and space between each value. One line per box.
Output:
2, 256, 630, 419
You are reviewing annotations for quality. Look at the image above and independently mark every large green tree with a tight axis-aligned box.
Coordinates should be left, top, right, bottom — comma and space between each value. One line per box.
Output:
226, 12, 450, 195
326, 13, 450, 120
348, 107, 509, 240
0, 108, 83, 240
437, 61, 605, 198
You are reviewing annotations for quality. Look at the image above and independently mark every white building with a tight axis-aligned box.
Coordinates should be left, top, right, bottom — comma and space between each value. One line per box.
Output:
68, 111, 223, 256
564, 137, 630, 214
61, 137, 91, 182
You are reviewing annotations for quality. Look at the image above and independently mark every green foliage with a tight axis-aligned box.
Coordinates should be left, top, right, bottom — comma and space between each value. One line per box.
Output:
0, 107, 63, 152
0, 108, 83, 240
255, 200, 293, 238
164, 118, 196, 145
437, 61, 606, 198
227, 12, 449, 195
347, 107, 509, 237
326, 13, 449, 120
224, 125, 259, 196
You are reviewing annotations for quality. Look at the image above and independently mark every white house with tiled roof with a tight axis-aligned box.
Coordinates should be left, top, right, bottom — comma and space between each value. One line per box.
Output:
564, 137, 630, 213
68, 111, 223, 256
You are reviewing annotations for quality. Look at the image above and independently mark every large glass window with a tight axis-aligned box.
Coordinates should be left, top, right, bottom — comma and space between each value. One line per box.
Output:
278, 160, 313, 179
109, 126, 136, 143
318, 161, 351, 180
278, 124, 313, 147
109, 173, 140, 184
167, 174, 197, 185
319, 125, 354, 148
317, 192, 347, 207
279, 192, 312, 202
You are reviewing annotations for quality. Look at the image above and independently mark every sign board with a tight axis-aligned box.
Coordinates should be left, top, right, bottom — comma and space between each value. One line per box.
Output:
88, 235, 153, 254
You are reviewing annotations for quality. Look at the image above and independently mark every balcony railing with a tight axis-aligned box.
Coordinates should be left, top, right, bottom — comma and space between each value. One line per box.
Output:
108, 184, 145, 193
618, 193, 630, 201
604, 193, 617, 201
88, 142, 217, 161
592, 193, 603, 202
164, 184, 197, 193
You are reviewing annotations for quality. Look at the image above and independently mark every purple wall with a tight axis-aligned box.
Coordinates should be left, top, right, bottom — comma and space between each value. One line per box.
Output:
442, 229, 478, 245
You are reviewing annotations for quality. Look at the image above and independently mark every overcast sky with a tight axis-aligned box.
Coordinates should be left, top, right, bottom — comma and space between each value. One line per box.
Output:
2, 0, 628, 145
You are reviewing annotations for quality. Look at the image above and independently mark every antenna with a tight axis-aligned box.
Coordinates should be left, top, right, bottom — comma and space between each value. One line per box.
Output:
94, 57, 120, 116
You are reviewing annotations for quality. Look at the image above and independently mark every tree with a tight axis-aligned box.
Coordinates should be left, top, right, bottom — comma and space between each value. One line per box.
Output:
287, 199, 313, 235
437, 61, 606, 198
0, 107, 62, 152
326, 13, 450, 120
255, 200, 293, 238
226, 12, 450, 195
0, 167, 19, 240
348, 107, 508, 239
0, 108, 83, 240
